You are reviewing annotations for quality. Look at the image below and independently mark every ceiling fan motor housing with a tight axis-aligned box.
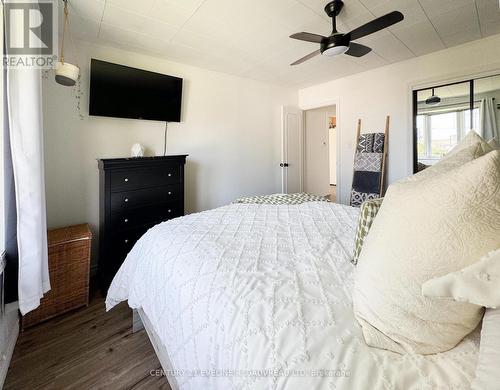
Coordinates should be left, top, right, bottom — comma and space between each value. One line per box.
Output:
324, 0, 344, 17
321, 34, 349, 55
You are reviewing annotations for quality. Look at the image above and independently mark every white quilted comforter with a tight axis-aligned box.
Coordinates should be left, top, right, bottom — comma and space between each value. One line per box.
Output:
106, 202, 479, 390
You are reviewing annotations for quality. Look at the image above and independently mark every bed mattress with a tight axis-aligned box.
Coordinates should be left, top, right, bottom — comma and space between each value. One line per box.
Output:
106, 202, 479, 390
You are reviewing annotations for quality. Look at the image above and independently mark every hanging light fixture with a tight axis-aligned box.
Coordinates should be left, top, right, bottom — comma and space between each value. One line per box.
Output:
425, 88, 441, 106
55, 0, 80, 86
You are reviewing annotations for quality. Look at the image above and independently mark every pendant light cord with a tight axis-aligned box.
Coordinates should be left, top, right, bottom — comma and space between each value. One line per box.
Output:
60, 0, 69, 63
59, 0, 81, 66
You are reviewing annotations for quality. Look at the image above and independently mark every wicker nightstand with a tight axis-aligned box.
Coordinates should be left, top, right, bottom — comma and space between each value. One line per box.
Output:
21, 224, 92, 329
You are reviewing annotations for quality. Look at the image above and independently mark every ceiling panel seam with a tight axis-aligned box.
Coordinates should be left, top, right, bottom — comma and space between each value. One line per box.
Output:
167, 0, 209, 44
414, 0, 447, 48
472, 0, 483, 38
358, 0, 416, 58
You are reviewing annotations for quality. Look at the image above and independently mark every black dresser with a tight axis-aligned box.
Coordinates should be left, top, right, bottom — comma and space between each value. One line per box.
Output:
98, 155, 187, 291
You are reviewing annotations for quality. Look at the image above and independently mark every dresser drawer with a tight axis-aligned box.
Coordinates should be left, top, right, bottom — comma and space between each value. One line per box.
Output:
110, 202, 181, 231
105, 225, 153, 278
110, 185, 180, 212
110, 166, 180, 192
111, 226, 150, 256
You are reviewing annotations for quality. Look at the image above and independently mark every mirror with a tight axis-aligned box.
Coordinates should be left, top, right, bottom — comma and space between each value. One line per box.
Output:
413, 73, 500, 172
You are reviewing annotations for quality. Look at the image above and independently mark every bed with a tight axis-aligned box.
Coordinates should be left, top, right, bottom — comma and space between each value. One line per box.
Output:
105, 202, 479, 390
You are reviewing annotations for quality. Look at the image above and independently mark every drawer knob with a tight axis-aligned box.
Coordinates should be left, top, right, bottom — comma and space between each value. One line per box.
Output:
124, 198, 129, 203
124, 239, 129, 244
124, 218, 129, 223
168, 209, 172, 213
124, 178, 129, 182
168, 191, 172, 195
168, 173, 172, 177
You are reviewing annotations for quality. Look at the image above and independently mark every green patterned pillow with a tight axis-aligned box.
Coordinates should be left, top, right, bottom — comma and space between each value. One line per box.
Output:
233, 192, 329, 205
352, 197, 384, 265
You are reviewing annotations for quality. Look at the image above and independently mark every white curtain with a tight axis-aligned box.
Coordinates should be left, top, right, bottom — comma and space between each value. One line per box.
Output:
480, 98, 499, 142
6, 66, 50, 315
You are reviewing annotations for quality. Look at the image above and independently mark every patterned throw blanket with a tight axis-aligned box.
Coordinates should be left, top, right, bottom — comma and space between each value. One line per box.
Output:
350, 132, 385, 206
233, 192, 329, 205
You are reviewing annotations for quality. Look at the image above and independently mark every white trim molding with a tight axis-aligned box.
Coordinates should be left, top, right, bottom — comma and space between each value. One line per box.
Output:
299, 98, 343, 203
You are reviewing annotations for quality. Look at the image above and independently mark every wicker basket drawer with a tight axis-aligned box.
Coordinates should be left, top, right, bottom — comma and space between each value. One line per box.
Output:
22, 224, 92, 329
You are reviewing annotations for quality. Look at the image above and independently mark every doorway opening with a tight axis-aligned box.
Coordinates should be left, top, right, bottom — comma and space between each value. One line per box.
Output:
304, 105, 338, 202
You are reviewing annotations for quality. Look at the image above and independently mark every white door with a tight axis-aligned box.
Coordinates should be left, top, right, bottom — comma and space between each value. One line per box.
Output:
281, 106, 303, 194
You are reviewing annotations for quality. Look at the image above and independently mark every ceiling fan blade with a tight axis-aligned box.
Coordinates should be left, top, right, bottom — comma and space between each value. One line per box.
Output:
290, 32, 326, 43
347, 11, 404, 41
291, 49, 321, 66
345, 42, 372, 57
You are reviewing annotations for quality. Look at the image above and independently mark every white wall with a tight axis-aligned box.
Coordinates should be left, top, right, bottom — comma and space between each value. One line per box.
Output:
299, 33, 500, 204
42, 41, 296, 267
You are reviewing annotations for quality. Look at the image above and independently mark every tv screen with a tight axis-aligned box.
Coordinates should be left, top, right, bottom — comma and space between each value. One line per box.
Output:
89, 59, 183, 122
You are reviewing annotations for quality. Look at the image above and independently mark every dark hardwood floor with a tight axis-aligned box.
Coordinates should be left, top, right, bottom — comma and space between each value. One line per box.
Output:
4, 288, 171, 390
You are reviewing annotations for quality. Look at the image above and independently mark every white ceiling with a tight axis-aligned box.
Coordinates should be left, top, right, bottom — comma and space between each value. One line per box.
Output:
65, 0, 500, 87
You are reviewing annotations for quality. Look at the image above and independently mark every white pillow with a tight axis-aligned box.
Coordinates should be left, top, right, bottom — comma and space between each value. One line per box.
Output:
353, 150, 500, 355
447, 130, 492, 156
422, 249, 500, 308
422, 249, 500, 389
472, 308, 500, 390
488, 138, 499, 150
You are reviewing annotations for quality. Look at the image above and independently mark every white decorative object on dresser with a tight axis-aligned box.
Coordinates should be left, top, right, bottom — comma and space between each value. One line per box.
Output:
130, 143, 145, 158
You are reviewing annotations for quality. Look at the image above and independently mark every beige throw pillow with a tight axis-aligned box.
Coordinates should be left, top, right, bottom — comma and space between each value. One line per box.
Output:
488, 138, 499, 150
408, 143, 485, 182
353, 150, 500, 355
447, 130, 492, 156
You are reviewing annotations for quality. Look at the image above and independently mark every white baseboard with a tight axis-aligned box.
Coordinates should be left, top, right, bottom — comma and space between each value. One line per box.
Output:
0, 302, 19, 388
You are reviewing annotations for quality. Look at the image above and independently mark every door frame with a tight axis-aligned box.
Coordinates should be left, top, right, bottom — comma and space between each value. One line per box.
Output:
300, 98, 341, 202
281, 106, 304, 193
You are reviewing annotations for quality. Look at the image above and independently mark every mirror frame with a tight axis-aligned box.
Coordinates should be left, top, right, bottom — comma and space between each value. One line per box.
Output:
412, 79, 475, 173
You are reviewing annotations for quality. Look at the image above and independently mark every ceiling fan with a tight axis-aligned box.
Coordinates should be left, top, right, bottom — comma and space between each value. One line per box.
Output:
290, 0, 404, 65
425, 88, 441, 106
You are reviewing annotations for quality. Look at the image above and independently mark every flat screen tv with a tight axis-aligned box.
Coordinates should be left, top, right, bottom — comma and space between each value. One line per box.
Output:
89, 59, 183, 122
